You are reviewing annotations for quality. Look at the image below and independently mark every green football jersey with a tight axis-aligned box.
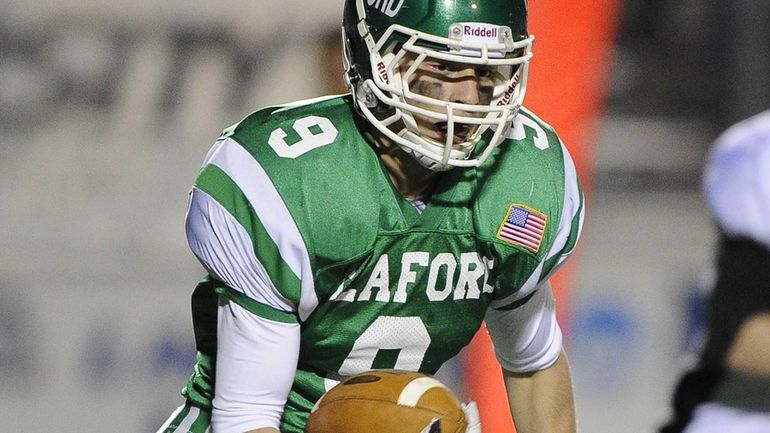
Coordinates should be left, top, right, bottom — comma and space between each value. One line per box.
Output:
180, 94, 583, 433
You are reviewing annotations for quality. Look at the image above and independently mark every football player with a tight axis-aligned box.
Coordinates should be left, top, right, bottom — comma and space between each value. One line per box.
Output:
157, 1, 583, 432
660, 110, 770, 433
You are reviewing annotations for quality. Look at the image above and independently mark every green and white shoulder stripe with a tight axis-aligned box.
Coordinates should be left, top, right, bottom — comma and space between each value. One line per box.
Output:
490, 120, 584, 310
186, 137, 319, 321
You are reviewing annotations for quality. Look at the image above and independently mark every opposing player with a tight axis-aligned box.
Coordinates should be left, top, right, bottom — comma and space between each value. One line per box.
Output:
158, 1, 584, 432
660, 110, 770, 433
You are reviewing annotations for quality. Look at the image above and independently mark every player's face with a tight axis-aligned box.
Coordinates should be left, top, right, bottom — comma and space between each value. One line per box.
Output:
401, 56, 505, 145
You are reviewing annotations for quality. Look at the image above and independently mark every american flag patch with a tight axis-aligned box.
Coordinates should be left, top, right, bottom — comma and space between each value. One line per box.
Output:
496, 204, 547, 253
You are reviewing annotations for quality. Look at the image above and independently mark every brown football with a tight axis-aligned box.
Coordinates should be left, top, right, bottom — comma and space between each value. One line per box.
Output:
305, 370, 467, 433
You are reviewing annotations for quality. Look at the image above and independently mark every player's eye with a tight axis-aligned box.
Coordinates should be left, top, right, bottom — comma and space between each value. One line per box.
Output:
476, 67, 494, 79
425, 61, 451, 73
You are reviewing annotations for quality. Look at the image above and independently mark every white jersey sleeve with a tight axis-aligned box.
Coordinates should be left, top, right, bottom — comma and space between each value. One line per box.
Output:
485, 281, 563, 373
185, 138, 312, 430
704, 109, 770, 249
212, 299, 300, 433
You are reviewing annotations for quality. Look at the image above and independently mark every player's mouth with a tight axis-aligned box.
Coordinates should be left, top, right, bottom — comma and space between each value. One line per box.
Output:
435, 122, 474, 145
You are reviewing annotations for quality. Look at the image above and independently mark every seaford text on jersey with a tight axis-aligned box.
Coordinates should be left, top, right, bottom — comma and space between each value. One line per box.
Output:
329, 251, 495, 303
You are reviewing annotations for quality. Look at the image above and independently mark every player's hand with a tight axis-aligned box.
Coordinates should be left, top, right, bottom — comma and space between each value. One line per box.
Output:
462, 401, 482, 433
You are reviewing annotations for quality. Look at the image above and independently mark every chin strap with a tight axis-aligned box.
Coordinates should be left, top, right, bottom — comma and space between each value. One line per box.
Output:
398, 129, 473, 172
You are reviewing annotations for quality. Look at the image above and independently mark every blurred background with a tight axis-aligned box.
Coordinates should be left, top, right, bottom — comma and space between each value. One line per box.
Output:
1, 1, 769, 432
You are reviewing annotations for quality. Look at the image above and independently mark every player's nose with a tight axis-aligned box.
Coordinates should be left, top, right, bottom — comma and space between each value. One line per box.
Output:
449, 72, 481, 106
449, 80, 482, 119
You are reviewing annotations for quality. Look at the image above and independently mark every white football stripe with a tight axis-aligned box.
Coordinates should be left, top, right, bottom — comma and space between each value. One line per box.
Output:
154, 405, 185, 433
544, 138, 583, 262
397, 377, 448, 407
187, 188, 296, 312
272, 94, 344, 113
175, 406, 200, 432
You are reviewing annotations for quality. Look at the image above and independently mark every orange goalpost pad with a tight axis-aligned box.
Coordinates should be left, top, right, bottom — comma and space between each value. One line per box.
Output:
461, 1, 621, 431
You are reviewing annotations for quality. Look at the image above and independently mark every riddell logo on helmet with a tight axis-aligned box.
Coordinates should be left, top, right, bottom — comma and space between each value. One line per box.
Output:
376, 61, 390, 84
496, 75, 520, 106
463, 25, 498, 38
367, 0, 404, 17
